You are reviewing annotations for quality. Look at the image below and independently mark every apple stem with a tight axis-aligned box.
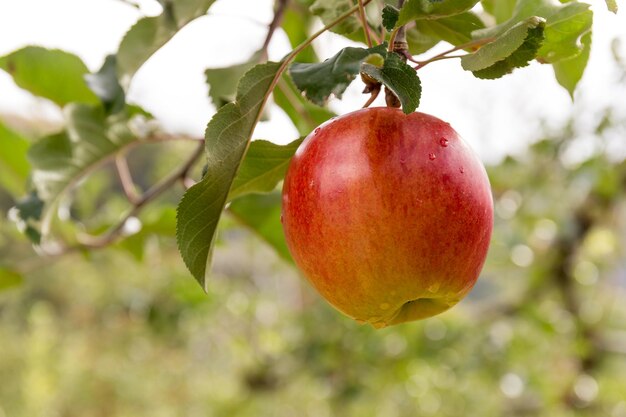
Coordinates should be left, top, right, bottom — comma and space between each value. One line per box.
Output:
362, 87, 380, 108
384, 87, 401, 108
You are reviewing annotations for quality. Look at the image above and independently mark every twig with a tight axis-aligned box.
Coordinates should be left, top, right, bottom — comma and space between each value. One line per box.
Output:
413, 37, 495, 69
115, 153, 140, 204
260, 0, 289, 61
387, 27, 400, 52
144, 133, 204, 143
74, 142, 205, 249
358, 0, 373, 48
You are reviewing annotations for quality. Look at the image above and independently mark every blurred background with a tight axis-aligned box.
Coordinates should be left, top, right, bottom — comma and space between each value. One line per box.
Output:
1, 0, 626, 416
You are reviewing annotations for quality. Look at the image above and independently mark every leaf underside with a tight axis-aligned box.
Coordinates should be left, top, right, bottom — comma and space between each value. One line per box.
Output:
289, 45, 387, 106
382, 5, 400, 31
553, 31, 591, 98
462, 17, 546, 79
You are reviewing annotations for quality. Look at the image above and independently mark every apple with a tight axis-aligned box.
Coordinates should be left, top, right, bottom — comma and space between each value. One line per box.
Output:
281, 107, 493, 328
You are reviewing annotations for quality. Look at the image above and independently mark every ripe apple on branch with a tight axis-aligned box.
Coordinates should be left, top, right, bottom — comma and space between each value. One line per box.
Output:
282, 107, 493, 327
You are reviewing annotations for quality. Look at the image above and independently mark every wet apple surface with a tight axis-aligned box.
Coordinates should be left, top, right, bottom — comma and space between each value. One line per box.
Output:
282, 107, 493, 328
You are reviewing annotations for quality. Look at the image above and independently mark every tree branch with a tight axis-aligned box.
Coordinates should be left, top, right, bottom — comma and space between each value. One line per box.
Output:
260, 0, 289, 61
115, 153, 140, 204
77, 142, 205, 249
413, 37, 495, 69
358, 0, 373, 48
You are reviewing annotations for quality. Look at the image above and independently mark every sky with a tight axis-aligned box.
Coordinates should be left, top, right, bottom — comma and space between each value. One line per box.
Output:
0, 0, 625, 163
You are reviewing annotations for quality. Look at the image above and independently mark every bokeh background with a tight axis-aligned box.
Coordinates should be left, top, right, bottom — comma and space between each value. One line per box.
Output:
1, 1, 626, 416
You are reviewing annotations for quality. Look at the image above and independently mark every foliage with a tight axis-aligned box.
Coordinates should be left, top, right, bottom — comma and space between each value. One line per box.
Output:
0, 0, 604, 288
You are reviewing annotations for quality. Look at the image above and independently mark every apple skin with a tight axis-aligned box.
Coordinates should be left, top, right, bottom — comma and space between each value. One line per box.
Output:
281, 107, 493, 328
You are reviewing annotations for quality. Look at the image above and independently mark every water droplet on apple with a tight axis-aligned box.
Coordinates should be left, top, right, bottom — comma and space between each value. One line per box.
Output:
314, 127, 321, 134
400, 157, 406, 164
309, 180, 315, 188
380, 303, 390, 310
428, 283, 440, 293
439, 137, 449, 147
459, 167, 465, 174
428, 153, 436, 161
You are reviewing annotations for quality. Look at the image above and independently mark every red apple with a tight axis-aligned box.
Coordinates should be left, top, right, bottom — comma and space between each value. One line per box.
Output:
281, 107, 493, 328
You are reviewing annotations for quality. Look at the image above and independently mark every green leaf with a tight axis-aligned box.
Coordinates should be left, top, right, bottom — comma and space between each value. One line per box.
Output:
273, 75, 335, 136
0, 47, 98, 107
360, 53, 422, 113
28, 105, 138, 237
461, 17, 545, 79
310, 0, 360, 34
85, 55, 125, 114
205, 51, 262, 109
605, 0, 618, 13
382, 5, 400, 31
9, 192, 44, 244
117, 0, 217, 88
229, 138, 303, 201
405, 27, 440, 55
481, 0, 516, 23
553, 31, 591, 98
176, 62, 281, 289
0, 121, 30, 196
0, 267, 23, 292
538, 2, 592, 63
13, 192, 44, 222
289, 44, 387, 106
415, 11, 485, 47
228, 192, 292, 262
473, 0, 593, 64
397, 0, 480, 26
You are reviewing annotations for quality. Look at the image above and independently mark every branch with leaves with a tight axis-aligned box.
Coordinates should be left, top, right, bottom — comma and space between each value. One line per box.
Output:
0, 0, 615, 291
